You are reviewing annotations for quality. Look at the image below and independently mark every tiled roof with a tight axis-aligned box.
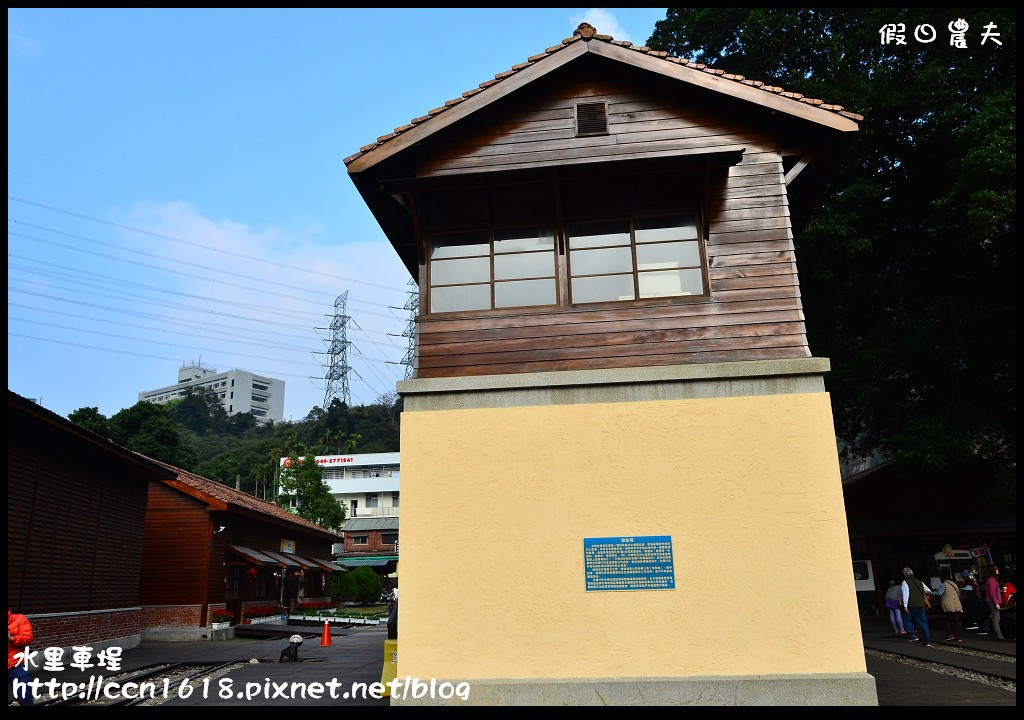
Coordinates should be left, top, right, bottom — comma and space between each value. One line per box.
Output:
153, 460, 340, 539
344, 22, 863, 166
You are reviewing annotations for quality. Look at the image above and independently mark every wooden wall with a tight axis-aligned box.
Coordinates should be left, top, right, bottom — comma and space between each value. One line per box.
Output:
139, 481, 211, 605
413, 62, 806, 378
7, 409, 150, 614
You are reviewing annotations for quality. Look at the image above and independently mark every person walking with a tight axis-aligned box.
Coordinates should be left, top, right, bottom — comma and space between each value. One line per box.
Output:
901, 567, 934, 647
8, 609, 35, 707
883, 581, 907, 636
939, 576, 964, 642
961, 570, 984, 630
978, 566, 1006, 640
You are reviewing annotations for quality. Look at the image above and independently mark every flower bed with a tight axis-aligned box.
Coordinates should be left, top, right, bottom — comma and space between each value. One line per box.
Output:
243, 604, 287, 623
210, 609, 234, 624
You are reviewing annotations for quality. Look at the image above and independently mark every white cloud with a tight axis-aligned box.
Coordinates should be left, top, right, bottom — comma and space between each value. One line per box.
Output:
8, 21, 41, 58
569, 8, 634, 44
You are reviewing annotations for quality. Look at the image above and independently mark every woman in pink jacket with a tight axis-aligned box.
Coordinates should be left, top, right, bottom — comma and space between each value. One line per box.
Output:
977, 566, 1005, 640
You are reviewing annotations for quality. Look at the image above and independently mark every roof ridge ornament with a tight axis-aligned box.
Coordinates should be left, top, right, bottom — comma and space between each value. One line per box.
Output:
575, 22, 597, 40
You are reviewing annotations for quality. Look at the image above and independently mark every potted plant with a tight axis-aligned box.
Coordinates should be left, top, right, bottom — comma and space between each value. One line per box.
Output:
210, 609, 233, 630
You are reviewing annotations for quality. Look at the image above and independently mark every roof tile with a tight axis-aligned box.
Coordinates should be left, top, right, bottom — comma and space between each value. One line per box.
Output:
349, 25, 860, 161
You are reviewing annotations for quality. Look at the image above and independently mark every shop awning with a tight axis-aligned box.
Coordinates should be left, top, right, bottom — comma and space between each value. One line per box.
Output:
335, 556, 397, 568
309, 558, 338, 572
261, 550, 304, 568
230, 546, 283, 567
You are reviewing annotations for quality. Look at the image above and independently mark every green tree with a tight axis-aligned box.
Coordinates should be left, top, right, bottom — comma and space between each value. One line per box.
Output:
168, 386, 229, 435
276, 448, 345, 529
109, 401, 196, 468
331, 570, 356, 603
67, 407, 110, 437
350, 566, 383, 605
649, 9, 1016, 489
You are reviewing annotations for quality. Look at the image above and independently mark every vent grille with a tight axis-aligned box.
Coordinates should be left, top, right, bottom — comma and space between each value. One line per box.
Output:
576, 102, 608, 136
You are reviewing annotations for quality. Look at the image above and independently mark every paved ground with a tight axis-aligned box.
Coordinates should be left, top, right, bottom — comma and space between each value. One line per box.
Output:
860, 613, 1015, 706
12, 615, 1016, 706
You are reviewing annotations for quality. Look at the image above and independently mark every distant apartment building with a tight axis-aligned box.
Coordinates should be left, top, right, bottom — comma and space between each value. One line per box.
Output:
278, 452, 400, 559
139, 363, 285, 423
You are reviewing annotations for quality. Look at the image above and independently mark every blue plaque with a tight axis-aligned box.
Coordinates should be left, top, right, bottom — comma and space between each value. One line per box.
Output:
583, 535, 675, 591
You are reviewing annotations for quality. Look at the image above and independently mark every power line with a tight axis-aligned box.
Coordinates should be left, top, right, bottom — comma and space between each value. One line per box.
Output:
8, 196, 408, 292
9, 220, 408, 311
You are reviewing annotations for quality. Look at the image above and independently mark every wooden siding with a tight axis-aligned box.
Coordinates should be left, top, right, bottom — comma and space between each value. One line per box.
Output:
412, 68, 807, 378
7, 418, 150, 614
140, 481, 211, 606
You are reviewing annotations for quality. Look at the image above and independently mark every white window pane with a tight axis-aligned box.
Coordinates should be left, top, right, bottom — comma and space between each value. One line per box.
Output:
570, 246, 633, 276
431, 284, 491, 312
494, 227, 554, 253
568, 220, 630, 249
638, 268, 704, 298
636, 241, 701, 270
431, 256, 490, 285
494, 251, 555, 280
571, 274, 635, 304
495, 279, 556, 308
635, 215, 699, 243
430, 231, 490, 259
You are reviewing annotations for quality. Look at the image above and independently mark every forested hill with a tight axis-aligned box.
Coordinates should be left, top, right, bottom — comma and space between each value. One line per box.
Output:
67, 387, 401, 497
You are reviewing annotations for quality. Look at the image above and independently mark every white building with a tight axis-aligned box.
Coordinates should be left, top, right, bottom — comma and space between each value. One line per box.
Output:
278, 452, 400, 558
139, 363, 285, 423
279, 451, 400, 519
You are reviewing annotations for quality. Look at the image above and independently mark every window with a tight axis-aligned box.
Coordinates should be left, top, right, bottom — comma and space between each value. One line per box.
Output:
568, 214, 704, 304
429, 227, 557, 313
391, 492, 400, 508
421, 171, 708, 314
381, 533, 398, 546
351, 535, 368, 545
365, 493, 379, 508
252, 383, 268, 392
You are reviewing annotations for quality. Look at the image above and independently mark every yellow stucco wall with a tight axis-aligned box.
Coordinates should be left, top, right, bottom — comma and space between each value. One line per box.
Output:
398, 392, 865, 679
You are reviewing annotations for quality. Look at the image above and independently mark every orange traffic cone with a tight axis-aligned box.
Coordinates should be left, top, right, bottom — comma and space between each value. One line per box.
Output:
320, 620, 332, 647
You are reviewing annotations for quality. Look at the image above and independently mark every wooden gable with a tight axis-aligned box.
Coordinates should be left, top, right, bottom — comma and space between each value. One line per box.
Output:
347, 25, 860, 379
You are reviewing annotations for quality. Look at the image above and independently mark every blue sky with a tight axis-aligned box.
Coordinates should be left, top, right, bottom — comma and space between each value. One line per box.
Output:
7, 8, 669, 422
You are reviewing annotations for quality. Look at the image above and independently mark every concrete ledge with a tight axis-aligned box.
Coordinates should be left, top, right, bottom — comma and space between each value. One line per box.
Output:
399, 358, 831, 411
391, 672, 877, 706
141, 627, 215, 643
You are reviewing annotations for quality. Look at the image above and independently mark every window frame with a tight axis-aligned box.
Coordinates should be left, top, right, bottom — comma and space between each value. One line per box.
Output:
421, 173, 710, 317
426, 223, 561, 315
565, 211, 709, 307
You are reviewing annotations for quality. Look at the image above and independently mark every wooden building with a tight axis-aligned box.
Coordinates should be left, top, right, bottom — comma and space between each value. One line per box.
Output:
141, 463, 339, 637
7, 390, 177, 652
348, 24, 875, 706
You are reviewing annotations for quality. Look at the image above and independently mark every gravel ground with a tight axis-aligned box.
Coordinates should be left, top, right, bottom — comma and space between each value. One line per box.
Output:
866, 648, 1016, 693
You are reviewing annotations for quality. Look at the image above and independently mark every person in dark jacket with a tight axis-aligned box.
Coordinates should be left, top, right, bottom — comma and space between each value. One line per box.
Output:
901, 567, 934, 647
8, 609, 35, 706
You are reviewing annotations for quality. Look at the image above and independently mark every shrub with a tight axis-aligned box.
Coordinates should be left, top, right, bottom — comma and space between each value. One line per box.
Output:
210, 609, 234, 623
352, 566, 383, 605
332, 571, 356, 603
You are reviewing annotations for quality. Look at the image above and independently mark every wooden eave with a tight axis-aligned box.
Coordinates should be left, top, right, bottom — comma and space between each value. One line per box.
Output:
7, 390, 179, 482
161, 477, 228, 511
346, 36, 859, 176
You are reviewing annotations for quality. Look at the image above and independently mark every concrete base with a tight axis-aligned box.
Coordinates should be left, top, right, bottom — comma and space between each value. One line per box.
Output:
141, 627, 222, 642
391, 673, 878, 706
